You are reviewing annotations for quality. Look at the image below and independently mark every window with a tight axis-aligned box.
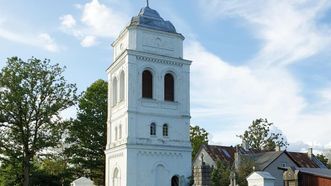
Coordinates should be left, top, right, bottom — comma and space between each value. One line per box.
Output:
115, 127, 118, 140
142, 70, 153, 98
119, 71, 125, 101
150, 123, 156, 136
119, 125, 122, 139
112, 77, 118, 106
164, 73, 174, 101
163, 124, 168, 137
171, 176, 179, 186
113, 168, 120, 186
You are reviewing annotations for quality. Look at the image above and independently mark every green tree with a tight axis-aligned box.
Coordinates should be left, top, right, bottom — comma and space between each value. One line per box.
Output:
0, 158, 22, 186
237, 118, 289, 151
0, 57, 77, 186
190, 125, 209, 160
29, 157, 74, 186
211, 161, 230, 186
316, 154, 330, 168
65, 79, 107, 185
237, 156, 255, 186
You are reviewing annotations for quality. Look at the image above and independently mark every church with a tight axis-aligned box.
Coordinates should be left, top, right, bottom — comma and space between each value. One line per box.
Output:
105, 2, 192, 186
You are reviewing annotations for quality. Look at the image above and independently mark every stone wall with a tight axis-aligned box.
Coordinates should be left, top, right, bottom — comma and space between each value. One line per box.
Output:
193, 164, 212, 186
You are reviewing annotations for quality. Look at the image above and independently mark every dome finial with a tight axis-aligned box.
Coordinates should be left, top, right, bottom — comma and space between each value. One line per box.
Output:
146, 0, 149, 7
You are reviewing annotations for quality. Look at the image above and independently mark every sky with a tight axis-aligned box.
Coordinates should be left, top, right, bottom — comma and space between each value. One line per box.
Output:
1, 0, 331, 154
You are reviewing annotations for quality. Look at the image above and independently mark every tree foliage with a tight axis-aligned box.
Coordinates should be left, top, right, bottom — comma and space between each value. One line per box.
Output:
0, 157, 22, 186
0, 57, 77, 185
316, 154, 330, 168
236, 156, 255, 186
65, 79, 107, 185
211, 161, 230, 186
190, 125, 209, 160
237, 118, 288, 151
29, 157, 74, 186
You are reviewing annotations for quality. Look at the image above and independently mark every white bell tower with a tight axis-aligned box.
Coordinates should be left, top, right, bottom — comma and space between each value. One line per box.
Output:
105, 4, 192, 186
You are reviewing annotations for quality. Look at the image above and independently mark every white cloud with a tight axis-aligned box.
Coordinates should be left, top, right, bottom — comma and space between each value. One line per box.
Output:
60, 14, 76, 29
80, 35, 96, 47
60, 0, 128, 47
185, 39, 331, 150
200, 0, 331, 67
319, 87, 331, 102
38, 33, 60, 52
0, 25, 60, 52
81, 0, 127, 38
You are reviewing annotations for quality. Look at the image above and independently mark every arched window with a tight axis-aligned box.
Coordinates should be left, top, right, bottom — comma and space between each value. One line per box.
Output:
119, 125, 122, 139
163, 124, 168, 137
120, 71, 125, 101
155, 164, 167, 185
171, 176, 179, 186
150, 123, 156, 136
112, 77, 118, 106
113, 168, 120, 186
142, 70, 153, 98
164, 73, 174, 101
115, 127, 118, 140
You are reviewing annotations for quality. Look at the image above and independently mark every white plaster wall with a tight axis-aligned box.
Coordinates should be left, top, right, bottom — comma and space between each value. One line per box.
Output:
106, 24, 192, 186
193, 148, 216, 168
127, 146, 192, 186
112, 27, 184, 60
247, 179, 275, 186
105, 147, 127, 186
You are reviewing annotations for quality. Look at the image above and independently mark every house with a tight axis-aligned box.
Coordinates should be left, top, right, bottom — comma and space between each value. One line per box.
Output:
283, 167, 331, 186
193, 144, 327, 186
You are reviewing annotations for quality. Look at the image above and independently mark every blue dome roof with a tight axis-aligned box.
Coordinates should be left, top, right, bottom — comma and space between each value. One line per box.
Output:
130, 6, 177, 33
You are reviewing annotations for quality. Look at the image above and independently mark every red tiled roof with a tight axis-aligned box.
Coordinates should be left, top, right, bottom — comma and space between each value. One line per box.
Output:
286, 152, 320, 168
200, 145, 325, 169
202, 145, 261, 164
204, 145, 236, 164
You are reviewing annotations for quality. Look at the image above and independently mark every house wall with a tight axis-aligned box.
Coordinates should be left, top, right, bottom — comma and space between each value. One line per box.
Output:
193, 148, 216, 186
264, 153, 297, 186
193, 148, 216, 168
299, 174, 331, 186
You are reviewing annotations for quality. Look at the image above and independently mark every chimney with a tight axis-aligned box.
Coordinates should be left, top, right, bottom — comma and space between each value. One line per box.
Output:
308, 148, 313, 159
275, 145, 281, 152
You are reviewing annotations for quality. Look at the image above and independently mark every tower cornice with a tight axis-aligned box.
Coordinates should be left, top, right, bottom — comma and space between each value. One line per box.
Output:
107, 49, 191, 73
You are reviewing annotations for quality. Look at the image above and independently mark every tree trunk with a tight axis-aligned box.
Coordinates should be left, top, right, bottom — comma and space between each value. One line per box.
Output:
23, 155, 31, 186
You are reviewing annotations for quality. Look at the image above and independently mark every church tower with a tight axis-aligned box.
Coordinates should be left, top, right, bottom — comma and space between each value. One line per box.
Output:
105, 4, 192, 186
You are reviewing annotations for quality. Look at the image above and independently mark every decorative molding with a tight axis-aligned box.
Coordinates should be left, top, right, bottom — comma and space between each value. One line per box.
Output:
136, 55, 183, 67
137, 150, 182, 158
109, 152, 124, 159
